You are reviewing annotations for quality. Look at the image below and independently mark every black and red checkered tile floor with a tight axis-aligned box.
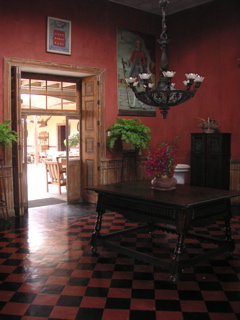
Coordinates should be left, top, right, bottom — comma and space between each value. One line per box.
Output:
0, 203, 239, 320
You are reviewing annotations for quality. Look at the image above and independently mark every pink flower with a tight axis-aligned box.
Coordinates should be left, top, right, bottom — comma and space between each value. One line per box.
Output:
142, 138, 179, 178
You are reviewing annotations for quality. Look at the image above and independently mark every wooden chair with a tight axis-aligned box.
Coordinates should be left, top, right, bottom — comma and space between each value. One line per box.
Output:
44, 161, 66, 195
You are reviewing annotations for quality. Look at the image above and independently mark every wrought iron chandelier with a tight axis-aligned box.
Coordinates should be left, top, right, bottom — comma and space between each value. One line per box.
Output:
125, 0, 204, 119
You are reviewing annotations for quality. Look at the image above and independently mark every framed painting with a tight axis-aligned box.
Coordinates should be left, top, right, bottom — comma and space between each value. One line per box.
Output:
47, 17, 71, 55
117, 28, 156, 117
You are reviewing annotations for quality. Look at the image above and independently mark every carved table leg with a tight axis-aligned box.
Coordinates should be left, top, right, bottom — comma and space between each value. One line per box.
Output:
225, 219, 235, 253
170, 233, 185, 282
147, 221, 156, 237
225, 199, 235, 253
91, 210, 103, 253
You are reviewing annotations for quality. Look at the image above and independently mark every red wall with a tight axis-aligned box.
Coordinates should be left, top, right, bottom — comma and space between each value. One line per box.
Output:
0, 0, 239, 163
164, 0, 240, 163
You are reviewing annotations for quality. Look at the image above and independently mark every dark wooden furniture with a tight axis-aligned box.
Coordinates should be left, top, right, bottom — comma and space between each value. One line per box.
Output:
191, 133, 231, 189
86, 180, 240, 281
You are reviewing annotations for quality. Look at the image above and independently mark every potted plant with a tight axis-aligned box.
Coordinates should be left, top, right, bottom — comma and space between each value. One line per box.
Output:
142, 137, 179, 190
64, 132, 80, 148
106, 118, 151, 155
0, 120, 18, 149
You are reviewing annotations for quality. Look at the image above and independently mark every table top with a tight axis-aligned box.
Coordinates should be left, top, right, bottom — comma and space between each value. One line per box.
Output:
86, 180, 240, 208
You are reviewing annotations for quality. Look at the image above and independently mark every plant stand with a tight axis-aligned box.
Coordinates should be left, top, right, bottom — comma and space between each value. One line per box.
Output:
121, 150, 138, 182
0, 160, 9, 219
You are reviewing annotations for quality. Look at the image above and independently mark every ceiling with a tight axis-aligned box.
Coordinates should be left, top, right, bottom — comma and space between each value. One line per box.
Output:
108, 0, 213, 15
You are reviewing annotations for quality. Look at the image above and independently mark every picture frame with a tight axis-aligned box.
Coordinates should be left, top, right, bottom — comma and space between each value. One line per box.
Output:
47, 17, 71, 55
117, 28, 156, 117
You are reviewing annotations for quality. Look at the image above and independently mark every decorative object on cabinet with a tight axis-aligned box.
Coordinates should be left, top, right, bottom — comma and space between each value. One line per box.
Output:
38, 131, 49, 154
197, 117, 220, 133
106, 118, 151, 155
125, 0, 204, 119
191, 133, 231, 189
47, 17, 71, 55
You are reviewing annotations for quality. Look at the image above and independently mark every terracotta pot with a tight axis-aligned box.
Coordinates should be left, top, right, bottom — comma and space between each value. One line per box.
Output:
151, 176, 177, 191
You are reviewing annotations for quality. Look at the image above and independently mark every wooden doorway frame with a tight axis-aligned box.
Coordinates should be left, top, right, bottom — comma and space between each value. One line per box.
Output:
3, 57, 106, 215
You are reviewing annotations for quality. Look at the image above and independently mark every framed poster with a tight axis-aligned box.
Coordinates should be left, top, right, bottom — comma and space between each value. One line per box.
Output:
47, 17, 71, 55
117, 28, 156, 117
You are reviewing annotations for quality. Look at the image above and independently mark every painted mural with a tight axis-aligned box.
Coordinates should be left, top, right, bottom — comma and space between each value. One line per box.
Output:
117, 28, 156, 117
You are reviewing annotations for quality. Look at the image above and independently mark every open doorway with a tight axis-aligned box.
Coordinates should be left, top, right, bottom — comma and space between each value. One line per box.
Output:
20, 73, 81, 207
25, 115, 82, 207
26, 116, 83, 209
4, 58, 104, 215
26, 115, 68, 205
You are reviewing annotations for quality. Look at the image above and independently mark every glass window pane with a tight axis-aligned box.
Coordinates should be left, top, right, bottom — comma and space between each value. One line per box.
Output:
67, 118, 80, 156
62, 97, 77, 110
21, 94, 30, 109
31, 95, 47, 109
62, 82, 76, 97
21, 79, 30, 108
47, 96, 62, 109
31, 79, 46, 95
47, 81, 61, 96
21, 79, 30, 92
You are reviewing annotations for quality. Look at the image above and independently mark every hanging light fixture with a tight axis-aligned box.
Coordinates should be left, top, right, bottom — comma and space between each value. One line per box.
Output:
125, 0, 204, 119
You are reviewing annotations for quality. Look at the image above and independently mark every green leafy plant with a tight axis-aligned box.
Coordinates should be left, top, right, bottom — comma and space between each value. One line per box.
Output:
0, 120, 18, 149
64, 132, 80, 148
106, 118, 151, 155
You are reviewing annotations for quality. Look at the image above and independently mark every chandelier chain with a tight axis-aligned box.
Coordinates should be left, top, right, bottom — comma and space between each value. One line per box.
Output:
125, 0, 204, 119
159, 0, 168, 43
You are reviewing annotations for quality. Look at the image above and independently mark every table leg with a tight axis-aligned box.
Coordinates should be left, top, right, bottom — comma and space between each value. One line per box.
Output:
91, 210, 103, 253
225, 219, 235, 253
170, 232, 185, 282
147, 221, 156, 237
225, 199, 235, 253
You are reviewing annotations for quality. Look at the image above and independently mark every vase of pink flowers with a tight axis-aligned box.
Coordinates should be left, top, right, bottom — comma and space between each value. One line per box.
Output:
142, 137, 179, 191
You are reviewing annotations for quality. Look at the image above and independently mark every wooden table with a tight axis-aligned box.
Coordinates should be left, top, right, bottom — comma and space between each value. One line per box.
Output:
86, 181, 240, 281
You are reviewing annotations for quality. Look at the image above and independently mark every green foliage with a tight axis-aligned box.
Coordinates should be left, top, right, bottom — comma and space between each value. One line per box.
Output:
64, 132, 80, 148
106, 118, 151, 155
0, 120, 18, 149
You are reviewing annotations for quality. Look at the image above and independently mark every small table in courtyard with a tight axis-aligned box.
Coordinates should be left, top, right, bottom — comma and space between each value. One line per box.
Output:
86, 181, 240, 281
